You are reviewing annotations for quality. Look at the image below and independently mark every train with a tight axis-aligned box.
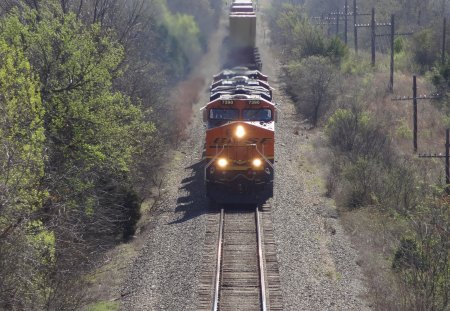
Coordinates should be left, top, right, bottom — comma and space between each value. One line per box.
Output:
203, 0, 276, 204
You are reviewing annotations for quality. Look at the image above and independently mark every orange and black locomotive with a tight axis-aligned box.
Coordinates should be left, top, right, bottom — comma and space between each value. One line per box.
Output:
203, 0, 275, 204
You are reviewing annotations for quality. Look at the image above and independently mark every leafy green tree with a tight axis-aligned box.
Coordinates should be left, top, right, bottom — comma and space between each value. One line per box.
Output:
0, 37, 53, 310
166, 0, 216, 43
2, 6, 154, 212
431, 59, 450, 100
271, 3, 348, 64
274, 4, 326, 60
0, 7, 155, 308
155, 0, 202, 64
411, 27, 441, 71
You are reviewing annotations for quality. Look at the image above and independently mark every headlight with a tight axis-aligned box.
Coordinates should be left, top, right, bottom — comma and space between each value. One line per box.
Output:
252, 158, 263, 167
217, 158, 228, 168
235, 125, 245, 138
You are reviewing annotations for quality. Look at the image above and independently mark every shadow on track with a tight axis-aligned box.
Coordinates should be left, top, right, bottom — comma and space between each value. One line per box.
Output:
168, 160, 210, 224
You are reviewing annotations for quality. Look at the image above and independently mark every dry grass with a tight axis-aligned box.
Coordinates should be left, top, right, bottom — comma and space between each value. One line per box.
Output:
340, 207, 407, 310
326, 51, 448, 310
370, 70, 446, 155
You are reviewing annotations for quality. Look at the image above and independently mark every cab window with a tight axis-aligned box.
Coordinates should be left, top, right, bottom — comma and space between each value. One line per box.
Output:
209, 109, 239, 120
242, 109, 272, 121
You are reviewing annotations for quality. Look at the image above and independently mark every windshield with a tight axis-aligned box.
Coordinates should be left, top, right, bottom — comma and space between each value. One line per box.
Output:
242, 109, 272, 121
209, 109, 239, 120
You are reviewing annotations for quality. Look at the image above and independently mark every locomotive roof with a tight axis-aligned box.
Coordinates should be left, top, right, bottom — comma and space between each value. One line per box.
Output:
213, 67, 268, 81
230, 5, 253, 10
204, 94, 275, 106
211, 76, 272, 90
230, 12, 255, 16
232, 0, 253, 4
210, 89, 271, 102
211, 86, 272, 100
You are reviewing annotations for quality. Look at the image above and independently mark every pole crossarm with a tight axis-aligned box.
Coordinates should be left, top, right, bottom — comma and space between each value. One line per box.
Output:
392, 94, 441, 101
330, 12, 371, 16
418, 154, 446, 158
356, 23, 391, 28
312, 13, 370, 21
330, 11, 346, 15
376, 32, 414, 37
315, 22, 337, 25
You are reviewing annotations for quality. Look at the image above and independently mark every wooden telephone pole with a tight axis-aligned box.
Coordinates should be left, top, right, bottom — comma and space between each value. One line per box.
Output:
355, 8, 391, 66
442, 17, 447, 64
392, 76, 441, 152
374, 15, 412, 92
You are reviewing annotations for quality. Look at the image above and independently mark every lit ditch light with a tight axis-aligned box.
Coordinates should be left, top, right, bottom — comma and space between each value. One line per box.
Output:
252, 158, 262, 167
217, 158, 228, 168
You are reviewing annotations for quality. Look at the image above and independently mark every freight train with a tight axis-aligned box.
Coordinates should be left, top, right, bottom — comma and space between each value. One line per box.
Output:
203, 0, 275, 204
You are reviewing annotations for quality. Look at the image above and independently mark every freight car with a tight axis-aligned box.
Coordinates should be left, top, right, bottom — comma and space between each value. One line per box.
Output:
226, 0, 261, 70
203, 0, 275, 204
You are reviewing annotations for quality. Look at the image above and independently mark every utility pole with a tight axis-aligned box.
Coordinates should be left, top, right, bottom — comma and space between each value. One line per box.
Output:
336, 12, 340, 36
353, 0, 357, 53
376, 16, 412, 92
371, 8, 376, 66
389, 14, 395, 92
355, 10, 391, 66
327, 13, 331, 36
413, 75, 418, 152
392, 75, 441, 153
443, 17, 447, 64
344, 0, 348, 45
321, 13, 324, 32
447, 129, 449, 190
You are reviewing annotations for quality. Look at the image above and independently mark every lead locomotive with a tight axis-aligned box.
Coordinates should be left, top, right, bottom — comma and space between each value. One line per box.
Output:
203, 0, 275, 204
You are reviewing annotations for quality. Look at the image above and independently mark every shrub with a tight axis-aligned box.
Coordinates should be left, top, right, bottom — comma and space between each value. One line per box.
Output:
393, 195, 450, 311
411, 28, 440, 72
326, 107, 389, 161
284, 56, 338, 126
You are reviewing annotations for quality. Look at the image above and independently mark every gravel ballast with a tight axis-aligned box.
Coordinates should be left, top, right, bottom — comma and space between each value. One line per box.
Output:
121, 1, 372, 310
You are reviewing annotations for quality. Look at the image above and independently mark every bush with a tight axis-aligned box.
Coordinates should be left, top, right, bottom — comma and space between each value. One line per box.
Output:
326, 107, 419, 211
411, 28, 440, 72
393, 195, 450, 311
326, 107, 389, 161
326, 36, 349, 64
271, 3, 348, 65
340, 158, 383, 208
284, 56, 338, 126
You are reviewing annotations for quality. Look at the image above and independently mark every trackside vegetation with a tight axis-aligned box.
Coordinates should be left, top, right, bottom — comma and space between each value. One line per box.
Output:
0, 0, 221, 309
269, 1, 449, 310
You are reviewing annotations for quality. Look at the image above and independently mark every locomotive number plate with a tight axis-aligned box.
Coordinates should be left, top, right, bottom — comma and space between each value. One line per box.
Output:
248, 100, 260, 105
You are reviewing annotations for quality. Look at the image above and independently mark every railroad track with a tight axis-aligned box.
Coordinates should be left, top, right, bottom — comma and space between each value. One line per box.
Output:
198, 204, 283, 311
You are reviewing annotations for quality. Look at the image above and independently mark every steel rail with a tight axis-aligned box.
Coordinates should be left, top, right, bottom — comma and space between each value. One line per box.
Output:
212, 208, 224, 311
211, 207, 267, 311
256, 207, 268, 311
